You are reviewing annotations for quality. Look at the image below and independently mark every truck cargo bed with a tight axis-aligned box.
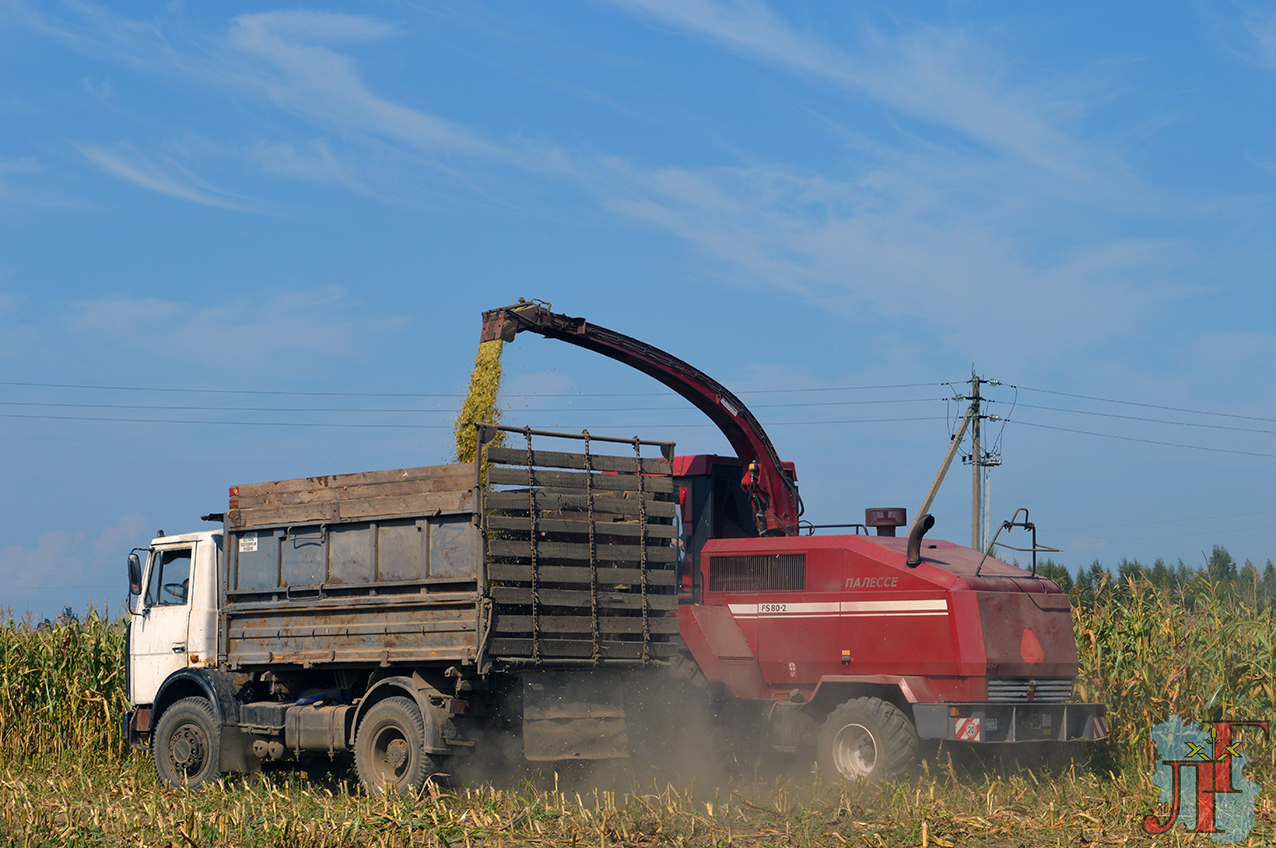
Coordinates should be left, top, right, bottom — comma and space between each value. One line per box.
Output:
222, 464, 481, 669
219, 427, 682, 673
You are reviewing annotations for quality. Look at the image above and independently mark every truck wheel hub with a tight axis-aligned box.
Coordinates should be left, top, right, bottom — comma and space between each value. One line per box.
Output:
171, 726, 206, 772
385, 738, 409, 770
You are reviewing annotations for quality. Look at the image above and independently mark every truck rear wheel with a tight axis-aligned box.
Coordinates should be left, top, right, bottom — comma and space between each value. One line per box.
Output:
817, 697, 918, 784
153, 696, 222, 788
355, 697, 436, 795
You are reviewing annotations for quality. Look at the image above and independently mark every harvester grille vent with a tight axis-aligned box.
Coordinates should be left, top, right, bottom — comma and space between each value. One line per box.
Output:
986, 678, 1074, 702
708, 554, 806, 593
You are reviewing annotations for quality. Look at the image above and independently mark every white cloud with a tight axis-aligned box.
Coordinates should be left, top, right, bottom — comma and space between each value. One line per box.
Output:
5, 3, 1209, 356
248, 138, 376, 196
0, 516, 153, 618
67, 287, 406, 373
0, 529, 86, 614
92, 512, 150, 563
226, 11, 508, 162
77, 141, 261, 211
581, 152, 1185, 351
81, 75, 113, 100
1242, 9, 1276, 69
603, 0, 1134, 192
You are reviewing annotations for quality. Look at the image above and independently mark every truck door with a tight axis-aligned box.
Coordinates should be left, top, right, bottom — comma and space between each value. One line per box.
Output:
129, 543, 195, 705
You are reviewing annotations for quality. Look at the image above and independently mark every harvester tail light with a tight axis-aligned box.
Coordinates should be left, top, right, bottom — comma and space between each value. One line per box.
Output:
1020, 628, 1044, 663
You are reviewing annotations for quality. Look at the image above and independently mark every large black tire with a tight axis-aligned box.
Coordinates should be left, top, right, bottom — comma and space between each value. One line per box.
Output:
153, 696, 222, 789
817, 697, 919, 784
354, 697, 437, 796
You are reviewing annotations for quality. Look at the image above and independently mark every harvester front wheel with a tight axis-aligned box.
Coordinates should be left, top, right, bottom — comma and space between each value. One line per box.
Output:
153, 696, 222, 788
817, 697, 918, 784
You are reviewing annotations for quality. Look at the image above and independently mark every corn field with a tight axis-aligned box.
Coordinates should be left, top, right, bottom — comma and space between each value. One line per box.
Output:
1073, 574, 1276, 783
4, 586, 1275, 778
0, 609, 129, 764
3, 588, 1276, 844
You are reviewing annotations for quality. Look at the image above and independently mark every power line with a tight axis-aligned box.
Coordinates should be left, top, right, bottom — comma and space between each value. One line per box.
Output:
0, 380, 459, 398
0, 411, 943, 429
1016, 403, 1276, 435
0, 413, 453, 429
1016, 384, 1276, 424
0, 379, 945, 398
0, 397, 944, 414
1010, 419, 1276, 458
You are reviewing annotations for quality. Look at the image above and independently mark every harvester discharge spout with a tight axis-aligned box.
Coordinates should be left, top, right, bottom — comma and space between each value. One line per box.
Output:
480, 299, 803, 536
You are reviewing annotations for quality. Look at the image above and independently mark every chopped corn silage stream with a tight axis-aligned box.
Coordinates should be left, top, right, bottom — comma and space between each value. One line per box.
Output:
454, 338, 505, 464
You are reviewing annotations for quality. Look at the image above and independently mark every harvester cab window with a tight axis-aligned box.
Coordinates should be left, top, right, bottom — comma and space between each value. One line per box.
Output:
145, 547, 193, 608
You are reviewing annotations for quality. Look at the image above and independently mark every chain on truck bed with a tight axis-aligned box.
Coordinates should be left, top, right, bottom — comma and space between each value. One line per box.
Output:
477, 424, 682, 666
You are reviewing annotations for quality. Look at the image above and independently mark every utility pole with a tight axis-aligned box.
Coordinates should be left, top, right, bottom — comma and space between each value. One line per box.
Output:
965, 372, 1003, 553
913, 374, 1002, 554
970, 373, 981, 551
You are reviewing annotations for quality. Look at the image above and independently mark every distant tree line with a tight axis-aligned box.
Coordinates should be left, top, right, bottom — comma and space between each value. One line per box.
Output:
1032, 544, 1276, 607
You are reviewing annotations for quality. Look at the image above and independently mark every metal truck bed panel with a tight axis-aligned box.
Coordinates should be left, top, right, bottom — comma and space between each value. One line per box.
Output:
229, 514, 478, 591
222, 462, 482, 670
224, 592, 480, 668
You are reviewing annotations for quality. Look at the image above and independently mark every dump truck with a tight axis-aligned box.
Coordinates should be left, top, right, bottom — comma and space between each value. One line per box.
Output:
122, 301, 1107, 793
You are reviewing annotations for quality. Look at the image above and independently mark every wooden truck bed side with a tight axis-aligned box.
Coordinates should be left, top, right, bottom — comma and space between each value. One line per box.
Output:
478, 426, 683, 665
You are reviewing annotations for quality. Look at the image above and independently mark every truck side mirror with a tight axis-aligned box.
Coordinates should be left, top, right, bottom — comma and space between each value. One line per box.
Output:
128, 553, 142, 596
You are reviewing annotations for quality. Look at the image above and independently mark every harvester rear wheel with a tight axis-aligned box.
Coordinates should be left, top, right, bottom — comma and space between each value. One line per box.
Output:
817, 697, 918, 784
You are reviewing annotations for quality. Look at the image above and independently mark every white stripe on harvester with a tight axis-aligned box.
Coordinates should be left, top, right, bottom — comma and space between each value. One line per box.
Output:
727, 599, 948, 618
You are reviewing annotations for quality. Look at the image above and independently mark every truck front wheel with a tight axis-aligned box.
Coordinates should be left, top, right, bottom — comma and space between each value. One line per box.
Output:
153, 696, 222, 788
817, 697, 918, 784
355, 697, 437, 795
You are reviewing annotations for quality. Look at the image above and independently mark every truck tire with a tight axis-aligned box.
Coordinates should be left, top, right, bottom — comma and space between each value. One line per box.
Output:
355, 697, 436, 796
153, 696, 222, 788
817, 697, 918, 784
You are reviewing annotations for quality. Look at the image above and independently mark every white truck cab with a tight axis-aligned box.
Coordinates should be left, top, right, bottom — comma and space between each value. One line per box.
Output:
127, 530, 221, 706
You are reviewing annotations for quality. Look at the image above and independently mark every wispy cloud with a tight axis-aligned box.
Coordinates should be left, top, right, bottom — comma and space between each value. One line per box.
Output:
248, 138, 376, 196
1241, 8, 1276, 68
604, 0, 1132, 191
0, 157, 80, 209
0, 529, 87, 606
77, 141, 261, 211
225, 11, 509, 162
584, 154, 1184, 350
67, 288, 406, 374
25, 5, 534, 201
4, 2, 1208, 355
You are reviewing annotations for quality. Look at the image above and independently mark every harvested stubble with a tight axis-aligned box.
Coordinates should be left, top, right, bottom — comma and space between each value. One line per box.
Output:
1, 754, 1271, 847
454, 338, 505, 464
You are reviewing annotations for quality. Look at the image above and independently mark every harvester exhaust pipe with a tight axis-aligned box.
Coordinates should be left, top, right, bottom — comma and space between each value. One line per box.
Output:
906, 514, 935, 568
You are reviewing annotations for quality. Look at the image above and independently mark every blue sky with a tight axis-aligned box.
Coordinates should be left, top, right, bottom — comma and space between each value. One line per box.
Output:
2, 1, 1275, 619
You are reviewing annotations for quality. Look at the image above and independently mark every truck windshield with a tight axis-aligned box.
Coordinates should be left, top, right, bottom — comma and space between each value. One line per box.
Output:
145, 548, 192, 607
